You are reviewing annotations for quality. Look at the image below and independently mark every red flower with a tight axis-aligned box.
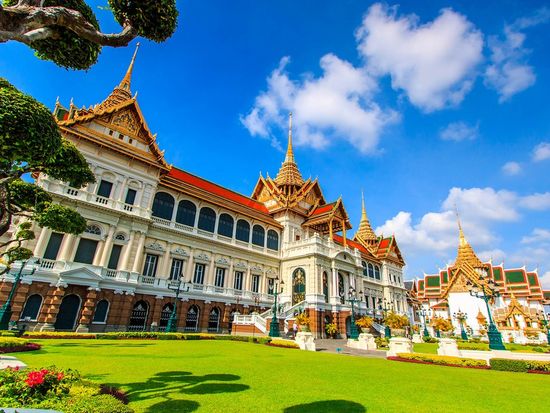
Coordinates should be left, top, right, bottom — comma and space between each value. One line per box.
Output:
57, 372, 64, 381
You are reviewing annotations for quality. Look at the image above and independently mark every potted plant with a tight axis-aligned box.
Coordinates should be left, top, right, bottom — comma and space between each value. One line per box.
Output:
384, 312, 410, 336
355, 316, 374, 333
325, 322, 338, 338
295, 312, 311, 332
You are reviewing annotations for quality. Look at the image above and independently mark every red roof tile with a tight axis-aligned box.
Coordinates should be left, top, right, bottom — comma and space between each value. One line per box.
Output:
333, 234, 373, 257
310, 203, 334, 216
167, 167, 270, 214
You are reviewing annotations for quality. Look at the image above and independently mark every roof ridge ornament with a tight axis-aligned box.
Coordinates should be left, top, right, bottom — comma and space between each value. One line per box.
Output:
274, 112, 305, 189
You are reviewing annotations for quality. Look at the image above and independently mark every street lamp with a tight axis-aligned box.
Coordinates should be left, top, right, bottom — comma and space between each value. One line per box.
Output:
166, 277, 189, 333
379, 298, 391, 338
347, 287, 362, 340
269, 279, 284, 337
417, 308, 430, 338
453, 309, 468, 340
467, 276, 505, 350
0, 259, 37, 330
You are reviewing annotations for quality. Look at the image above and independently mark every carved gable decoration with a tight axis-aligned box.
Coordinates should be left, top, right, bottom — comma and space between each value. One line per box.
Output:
111, 109, 140, 135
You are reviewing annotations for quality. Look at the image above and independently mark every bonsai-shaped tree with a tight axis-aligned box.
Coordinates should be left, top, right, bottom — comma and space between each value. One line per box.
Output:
355, 315, 374, 331
430, 316, 453, 333
295, 312, 310, 328
0, 78, 95, 274
325, 322, 338, 338
384, 312, 410, 329
0, 0, 178, 69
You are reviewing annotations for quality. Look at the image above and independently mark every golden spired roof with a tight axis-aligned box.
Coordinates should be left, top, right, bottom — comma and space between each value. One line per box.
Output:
274, 113, 305, 187
355, 192, 378, 244
453, 218, 485, 269
96, 42, 140, 111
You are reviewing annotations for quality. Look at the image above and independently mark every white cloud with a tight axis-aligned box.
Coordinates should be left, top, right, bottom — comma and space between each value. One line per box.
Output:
533, 142, 550, 162
442, 187, 519, 222
439, 121, 479, 141
478, 249, 507, 264
501, 161, 522, 175
539, 271, 550, 289
356, 4, 483, 112
520, 192, 550, 210
521, 228, 550, 244
241, 54, 399, 153
484, 8, 549, 102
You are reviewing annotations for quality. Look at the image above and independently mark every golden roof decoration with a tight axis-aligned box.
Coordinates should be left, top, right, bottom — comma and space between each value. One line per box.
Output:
453, 215, 485, 269
274, 113, 305, 188
354, 191, 378, 246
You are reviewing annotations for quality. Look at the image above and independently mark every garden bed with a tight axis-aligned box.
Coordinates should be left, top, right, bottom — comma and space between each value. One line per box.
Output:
389, 353, 489, 370
0, 337, 41, 354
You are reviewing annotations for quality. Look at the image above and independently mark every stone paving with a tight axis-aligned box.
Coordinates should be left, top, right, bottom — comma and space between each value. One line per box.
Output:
315, 339, 387, 358
0, 355, 27, 370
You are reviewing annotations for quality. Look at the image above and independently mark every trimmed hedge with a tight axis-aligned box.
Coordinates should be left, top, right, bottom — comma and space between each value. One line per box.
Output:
490, 358, 550, 373
394, 353, 488, 368
0, 337, 41, 353
268, 339, 300, 349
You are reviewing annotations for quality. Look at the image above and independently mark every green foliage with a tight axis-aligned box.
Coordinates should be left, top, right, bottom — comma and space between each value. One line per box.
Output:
422, 336, 438, 343
43, 139, 96, 188
384, 312, 410, 329
0, 337, 30, 348
325, 322, 338, 337
490, 358, 550, 373
356, 316, 374, 329
109, 0, 178, 42
33, 203, 87, 235
268, 339, 299, 349
430, 316, 453, 332
396, 353, 488, 368
4, 0, 100, 69
375, 336, 389, 348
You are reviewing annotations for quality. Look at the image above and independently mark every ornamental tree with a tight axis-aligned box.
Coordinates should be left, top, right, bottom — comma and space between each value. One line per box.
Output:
430, 316, 453, 332
0, 0, 178, 69
0, 77, 95, 274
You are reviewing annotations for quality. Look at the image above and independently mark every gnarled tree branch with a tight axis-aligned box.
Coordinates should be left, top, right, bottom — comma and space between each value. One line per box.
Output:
0, 4, 137, 47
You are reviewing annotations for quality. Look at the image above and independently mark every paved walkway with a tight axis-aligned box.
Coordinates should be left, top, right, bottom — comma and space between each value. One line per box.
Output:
0, 355, 27, 370
315, 339, 387, 358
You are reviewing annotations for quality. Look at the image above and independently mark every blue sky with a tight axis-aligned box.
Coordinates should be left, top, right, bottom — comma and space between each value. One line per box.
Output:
2, 1, 549, 285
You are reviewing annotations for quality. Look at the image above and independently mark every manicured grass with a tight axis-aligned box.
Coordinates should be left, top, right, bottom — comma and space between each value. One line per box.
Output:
412, 342, 438, 354
16, 339, 549, 413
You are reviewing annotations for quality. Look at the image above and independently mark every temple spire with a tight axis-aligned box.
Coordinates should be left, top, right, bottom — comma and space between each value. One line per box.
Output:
354, 191, 377, 245
119, 42, 140, 92
274, 112, 304, 188
453, 209, 484, 269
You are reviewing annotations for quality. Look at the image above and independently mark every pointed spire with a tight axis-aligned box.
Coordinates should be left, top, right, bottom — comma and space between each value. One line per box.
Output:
274, 112, 304, 188
119, 42, 140, 92
96, 43, 140, 112
453, 209, 484, 269
354, 191, 378, 245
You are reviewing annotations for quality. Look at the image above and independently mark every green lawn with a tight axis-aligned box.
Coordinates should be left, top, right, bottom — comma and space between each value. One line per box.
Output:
15, 339, 549, 413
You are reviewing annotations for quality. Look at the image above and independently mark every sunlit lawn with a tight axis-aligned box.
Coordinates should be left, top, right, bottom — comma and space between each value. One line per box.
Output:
16, 339, 549, 413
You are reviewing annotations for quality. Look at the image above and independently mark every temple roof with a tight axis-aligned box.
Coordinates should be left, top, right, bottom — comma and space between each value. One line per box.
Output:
274, 113, 304, 187
354, 192, 378, 249
453, 226, 485, 269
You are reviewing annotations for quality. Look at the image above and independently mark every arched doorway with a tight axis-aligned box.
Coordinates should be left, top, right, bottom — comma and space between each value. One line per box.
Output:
159, 303, 174, 331
345, 316, 351, 338
128, 300, 149, 331
208, 307, 221, 332
292, 268, 306, 305
185, 305, 200, 332
54, 294, 81, 330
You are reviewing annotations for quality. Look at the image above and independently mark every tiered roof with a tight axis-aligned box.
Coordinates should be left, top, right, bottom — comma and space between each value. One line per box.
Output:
274, 113, 304, 188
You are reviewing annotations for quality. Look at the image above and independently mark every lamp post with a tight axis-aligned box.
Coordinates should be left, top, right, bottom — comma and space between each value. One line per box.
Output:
417, 308, 430, 338
269, 279, 284, 337
379, 298, 391, 338
347, 287, 362, 340
0, 260, 37, 331
453, 309, 468, 340
468, 276, 505, 350
166, 278, 189, 333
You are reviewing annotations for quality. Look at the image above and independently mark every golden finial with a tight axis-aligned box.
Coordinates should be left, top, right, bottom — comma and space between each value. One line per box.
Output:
119, 42, 140, 91
361, 190, 367, 221
274, 112, 304, 188
285, 112, 295, 163
355, 191, 377, 245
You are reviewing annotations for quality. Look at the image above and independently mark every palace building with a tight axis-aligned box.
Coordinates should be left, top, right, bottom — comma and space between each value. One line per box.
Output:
0, 46, 408, 337
409, 224, 550, 344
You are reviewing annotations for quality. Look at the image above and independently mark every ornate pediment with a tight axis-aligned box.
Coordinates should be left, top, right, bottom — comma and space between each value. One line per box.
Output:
111, 109, 140, 135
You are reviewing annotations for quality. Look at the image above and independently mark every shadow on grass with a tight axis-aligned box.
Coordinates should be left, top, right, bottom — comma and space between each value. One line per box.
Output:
283, 400, 366, 413
111, 370, 249, 412
54, 342, 154, 348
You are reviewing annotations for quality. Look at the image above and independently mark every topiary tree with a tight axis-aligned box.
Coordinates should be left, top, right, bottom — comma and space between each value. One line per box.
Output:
430, 316, 453, 333
0, 77, 95, 274
0, 0, 178, 69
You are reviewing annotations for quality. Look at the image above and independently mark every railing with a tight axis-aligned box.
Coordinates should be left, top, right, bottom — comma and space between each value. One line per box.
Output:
39, 259, 57, 270
233, 314, 267, 334
138, 275, 156, 285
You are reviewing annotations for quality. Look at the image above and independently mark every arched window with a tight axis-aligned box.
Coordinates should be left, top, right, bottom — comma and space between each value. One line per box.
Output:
208, 307, 221, 332
374, 265, 381, 280
198, 207, 216, 232
368, 263, 375, 278
267, 230, 279, 251
114, 233, 126, 241
159, 303, 174, 330
85, 224, 102, 236
217, 213, 234, 238
292, 268, 306, 305
322, 272, 329, 303
236, 219, 250, 242
176, 200, 196, 227
20, 294, 43, 321
92, 299, 109, 323
128, 300, 149, 331
185, 305, 200, 332
152, 192, 175, 220
362, 261, 368, 277
252, 225, 265, 247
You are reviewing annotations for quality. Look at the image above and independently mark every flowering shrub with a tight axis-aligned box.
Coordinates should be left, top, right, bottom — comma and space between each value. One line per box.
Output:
268, 339, 299, 349
430, 317, 453, 332
295, 313, 310, 327
384, 312, 410, 329
356, 316, 374, 329
393, 353, 488, 368
0, 337, 41, 353
325, 322, 339, 338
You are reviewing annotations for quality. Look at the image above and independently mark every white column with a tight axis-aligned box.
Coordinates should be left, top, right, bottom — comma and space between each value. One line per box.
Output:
58, 234, 77, 261
160, 242, 172, 277
131, 232, 146, 273
185, 254, 194, 283
119, 230, 135, 271
100, 225, 116, 266
206, 255, 216, 286
92, 239, 105, 266
34, 227, 52, 257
